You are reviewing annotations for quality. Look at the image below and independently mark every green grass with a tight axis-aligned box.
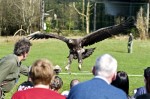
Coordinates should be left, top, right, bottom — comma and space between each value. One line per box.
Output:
0, 36, 150, 98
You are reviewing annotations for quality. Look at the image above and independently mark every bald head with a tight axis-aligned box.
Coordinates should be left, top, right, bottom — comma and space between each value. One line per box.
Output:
70, 79, 80, 89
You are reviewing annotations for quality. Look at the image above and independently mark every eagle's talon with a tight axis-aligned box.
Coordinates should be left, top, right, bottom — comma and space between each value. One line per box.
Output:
78, 64, 82, 71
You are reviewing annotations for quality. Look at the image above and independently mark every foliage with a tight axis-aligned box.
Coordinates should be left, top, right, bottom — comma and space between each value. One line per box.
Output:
130, 28, 139, 38
45, 20, 51, 32
0, 0, 150, 39
136, 7, 149, 40
0, 0, 41, 35
44, 0, 87, 34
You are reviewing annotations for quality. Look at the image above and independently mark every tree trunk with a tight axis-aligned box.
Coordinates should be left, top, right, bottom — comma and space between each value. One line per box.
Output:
86, 1, 90, 34
40, 0, 44, 31
93, 2, 97, 31
0, 5, 2, 36
82, 0, 85, 31
136, 7, 148, 40
73, 1, 91, 34
146, 3, 149, 38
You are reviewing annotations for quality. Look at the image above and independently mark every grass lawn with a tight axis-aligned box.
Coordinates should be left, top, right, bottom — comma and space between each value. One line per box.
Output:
0, 36, 150, 98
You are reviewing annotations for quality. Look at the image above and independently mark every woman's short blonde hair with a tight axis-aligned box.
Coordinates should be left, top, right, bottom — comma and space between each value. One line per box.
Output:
29, 59, 54, 85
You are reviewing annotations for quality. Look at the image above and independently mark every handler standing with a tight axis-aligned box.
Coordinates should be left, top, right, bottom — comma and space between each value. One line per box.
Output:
128, 33, 133, 53
0, 38, 32, 98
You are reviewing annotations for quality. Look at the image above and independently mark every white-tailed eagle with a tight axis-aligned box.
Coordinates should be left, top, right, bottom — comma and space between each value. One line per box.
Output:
27, 17, 135, 71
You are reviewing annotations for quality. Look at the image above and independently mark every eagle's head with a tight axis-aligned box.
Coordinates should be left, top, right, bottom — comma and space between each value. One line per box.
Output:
68, 39, 74, 44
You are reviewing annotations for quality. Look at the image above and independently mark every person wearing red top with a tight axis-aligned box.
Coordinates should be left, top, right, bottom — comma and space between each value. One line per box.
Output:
11, 59, 65, 99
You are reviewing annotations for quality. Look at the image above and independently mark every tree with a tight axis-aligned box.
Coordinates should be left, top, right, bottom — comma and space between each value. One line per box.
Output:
81, 0, 85, 31
136, 7, 149, 40
14, 0, 41, 34
0, 0, 41, 36
73, 0, 91, 34
44, 0, 80, 33
0, 0, 2, 35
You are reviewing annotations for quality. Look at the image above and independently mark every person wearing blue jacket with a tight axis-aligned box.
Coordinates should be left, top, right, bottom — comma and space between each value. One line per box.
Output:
67, 54, 127, 99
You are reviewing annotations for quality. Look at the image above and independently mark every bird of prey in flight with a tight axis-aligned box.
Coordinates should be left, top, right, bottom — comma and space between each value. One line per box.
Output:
27, 17, 135, 71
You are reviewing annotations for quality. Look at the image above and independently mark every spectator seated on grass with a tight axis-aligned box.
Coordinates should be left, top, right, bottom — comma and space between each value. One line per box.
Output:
61, 79, 80, 97
133, 67, 150, 98
17, 66, 33, 91
136, 94, 150, 99
50, 75, 63, 93
111, 71, 132, 99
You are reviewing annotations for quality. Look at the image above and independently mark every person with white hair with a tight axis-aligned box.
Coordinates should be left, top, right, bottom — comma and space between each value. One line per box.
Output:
67, 54, 127, 99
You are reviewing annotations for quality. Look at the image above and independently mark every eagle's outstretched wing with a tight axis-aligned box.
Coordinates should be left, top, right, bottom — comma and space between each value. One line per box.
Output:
81, 17, 135, 47
27, 32, 68, 43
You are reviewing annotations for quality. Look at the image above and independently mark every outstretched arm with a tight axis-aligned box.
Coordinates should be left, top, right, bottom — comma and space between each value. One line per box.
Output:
20, 65, 29, 76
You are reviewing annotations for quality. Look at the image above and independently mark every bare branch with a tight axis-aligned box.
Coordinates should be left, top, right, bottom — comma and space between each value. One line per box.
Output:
73, 2, 86, 17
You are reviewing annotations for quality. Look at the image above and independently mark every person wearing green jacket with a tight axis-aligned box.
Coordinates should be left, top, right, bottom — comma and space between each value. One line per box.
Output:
0, 38, 32, 98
